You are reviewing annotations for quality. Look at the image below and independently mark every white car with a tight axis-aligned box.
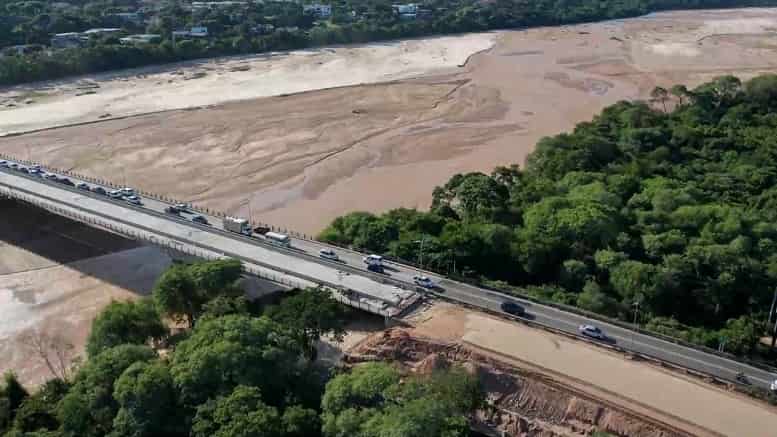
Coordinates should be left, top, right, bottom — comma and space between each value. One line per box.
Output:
578, 324, 605, 340
120, 187, 135, 196
413, 275, 435, 289
363, 254, 383, 265
771, 379, 777, 392
76, 182, 90, 190
124, 195, 142, 205
175, 203, 190, 212
319, 248, 339, 261
108, 190, 124, 199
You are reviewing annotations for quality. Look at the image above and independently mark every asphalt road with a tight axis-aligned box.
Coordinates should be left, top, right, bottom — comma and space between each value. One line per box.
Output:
1, 158, 776, 390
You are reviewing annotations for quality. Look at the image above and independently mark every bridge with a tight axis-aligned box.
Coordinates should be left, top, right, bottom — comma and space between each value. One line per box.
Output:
1, 156, 776, 391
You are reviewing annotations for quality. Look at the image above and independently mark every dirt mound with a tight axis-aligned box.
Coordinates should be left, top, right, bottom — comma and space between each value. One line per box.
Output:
347, 328, 688, 437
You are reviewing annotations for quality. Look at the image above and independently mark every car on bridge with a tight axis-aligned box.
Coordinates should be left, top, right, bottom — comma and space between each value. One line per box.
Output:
108, 190, 124, 199
191, 215, 209, 225
124, 195, 142, 205
165, 205, 182, 215
175, 203, 191, 212
578, 324, 606, 340
0, 161, 8, 168
58, 177, 75, 187
319, 248, 339, 261
76, 182, 90, 190
413, 275, 435, 289
500, 301, 525, 317
91, 186, 107, 195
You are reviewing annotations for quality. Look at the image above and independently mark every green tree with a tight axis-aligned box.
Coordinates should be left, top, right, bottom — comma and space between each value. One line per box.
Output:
86, 299, 168, 358
110, 361, 183, 437
58, 345, 156, 437
265, 288, 348, 360
191, 386, 282, 437
321, 363, 481, 437
169, 315, 300, 407
153, 259, 243, 327
11, 379, 68, 434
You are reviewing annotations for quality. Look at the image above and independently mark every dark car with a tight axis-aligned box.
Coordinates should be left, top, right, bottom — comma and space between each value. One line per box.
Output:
367, 263, 384, 274
91, 186, 107, 195
165, 206, 181, 215
500, 301, 525, 317
253, 225, 270, 235
191, 215, 209, 225
59, 178, 75, 187
18, 167, 29, 174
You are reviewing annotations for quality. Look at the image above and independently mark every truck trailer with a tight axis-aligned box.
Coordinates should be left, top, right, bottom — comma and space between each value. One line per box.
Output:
223, 216, 251, 235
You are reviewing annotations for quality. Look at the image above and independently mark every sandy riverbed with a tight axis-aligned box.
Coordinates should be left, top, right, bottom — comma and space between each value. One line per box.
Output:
3, 9, 777, 234
0, 33, 497, 134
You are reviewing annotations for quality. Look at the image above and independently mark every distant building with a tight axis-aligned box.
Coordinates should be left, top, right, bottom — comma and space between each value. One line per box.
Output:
251, 23, 275, 34
82, 28, 122, 36
392, 3, 417, 19
191, 1, 247, 10
1, 44, 43, 56
189, 26, 209, 37
303, 3, 331, 18
108, 12, 143, 24
172, 26, 209, 40
119, 34, 161, 44
51, 32, 87, 48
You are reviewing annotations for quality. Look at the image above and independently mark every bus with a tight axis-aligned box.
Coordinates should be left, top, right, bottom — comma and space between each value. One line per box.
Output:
265, 231, 291, 247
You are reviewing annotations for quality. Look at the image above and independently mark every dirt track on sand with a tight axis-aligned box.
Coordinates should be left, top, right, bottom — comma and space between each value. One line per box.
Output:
3, 9, 777, 234
394, 303, 777, 437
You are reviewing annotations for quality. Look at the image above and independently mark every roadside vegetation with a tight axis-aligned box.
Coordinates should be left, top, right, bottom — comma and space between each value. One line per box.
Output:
0, 259, 484, 437
320, 74, 777, 359
4, 0, 777, 85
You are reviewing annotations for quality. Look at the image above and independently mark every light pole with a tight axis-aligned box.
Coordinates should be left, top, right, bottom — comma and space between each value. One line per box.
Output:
631, 296, 642, 348
413, 236, 426, 272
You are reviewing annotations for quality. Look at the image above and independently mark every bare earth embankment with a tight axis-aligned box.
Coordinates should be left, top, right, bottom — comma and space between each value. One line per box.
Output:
344, 302, 777, 437
4, 9, 777, 233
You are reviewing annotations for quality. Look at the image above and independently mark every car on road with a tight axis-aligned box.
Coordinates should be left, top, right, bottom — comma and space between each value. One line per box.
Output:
165, 205, 181, 215
59, 177, 75, 187
28, 169, 42, 177
500, 301, 525, 316
191, 215, 209, 225
76, 182, 90, 190
108, 190, 124, 199
0, 161, 7, 168
18, 166, 29, 173
120, 187, 135, 196
363, 254, 383, 266
8, 163, 18, 170
124, 195, 142, 205
770, 379, 777, 392
174, 203, 190, 212
91, 186, 107, 195
319, 248, 339, 261
253, 225, 270, 235
578, 324, 605, 340
44, 173, 58, 181
413, 275, 435, 289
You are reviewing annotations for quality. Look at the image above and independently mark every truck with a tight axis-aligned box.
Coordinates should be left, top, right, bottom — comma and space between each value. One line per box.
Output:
223, 216, 251, 235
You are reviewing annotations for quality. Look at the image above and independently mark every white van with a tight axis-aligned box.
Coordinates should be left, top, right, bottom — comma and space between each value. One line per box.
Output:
363, 254, 383, 266
265, 232, 291, 247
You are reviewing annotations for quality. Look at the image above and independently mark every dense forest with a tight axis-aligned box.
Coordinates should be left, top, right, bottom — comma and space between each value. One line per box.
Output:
4, 0, 777, 85
320, 74, 777, 357
0, 258, 483, 437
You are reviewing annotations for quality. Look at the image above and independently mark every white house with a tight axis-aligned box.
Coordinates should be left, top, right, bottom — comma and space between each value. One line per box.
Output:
303, 3, 331, 18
